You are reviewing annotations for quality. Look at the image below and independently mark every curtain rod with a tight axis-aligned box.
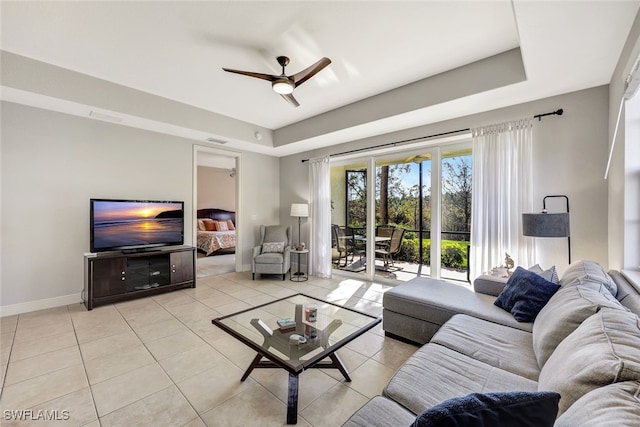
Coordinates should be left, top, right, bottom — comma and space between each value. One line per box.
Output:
301, 108, 563, 163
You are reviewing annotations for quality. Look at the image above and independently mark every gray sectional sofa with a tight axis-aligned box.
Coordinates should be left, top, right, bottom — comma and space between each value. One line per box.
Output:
344, 261, 640, 426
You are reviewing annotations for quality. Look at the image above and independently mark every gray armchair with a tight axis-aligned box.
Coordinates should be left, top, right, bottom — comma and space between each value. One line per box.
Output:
252, 225, 292, 280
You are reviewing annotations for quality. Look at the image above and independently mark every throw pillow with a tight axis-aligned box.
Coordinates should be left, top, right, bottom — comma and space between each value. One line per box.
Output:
528, 264, 559, 284
262, 241, 285, 253
226, 219, 235, 230
538, 307, 640, 415
216, 220, 229, 231
495, 267, 560, 321
411, 391, 560, 427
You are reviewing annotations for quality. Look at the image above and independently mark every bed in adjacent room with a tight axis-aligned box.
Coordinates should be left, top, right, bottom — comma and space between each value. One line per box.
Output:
196, 208, 236, 256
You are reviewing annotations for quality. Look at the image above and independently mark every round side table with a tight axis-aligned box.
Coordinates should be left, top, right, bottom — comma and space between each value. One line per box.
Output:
290, 249, 309, 282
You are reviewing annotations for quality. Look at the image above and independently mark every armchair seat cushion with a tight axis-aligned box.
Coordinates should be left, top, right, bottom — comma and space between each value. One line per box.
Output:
254, 252, 284, 264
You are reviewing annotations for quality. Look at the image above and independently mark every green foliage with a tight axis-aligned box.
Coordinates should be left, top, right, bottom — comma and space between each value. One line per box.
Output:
397, 238, 468, 269
398, 238, 419, 262
441, 241, 468, 269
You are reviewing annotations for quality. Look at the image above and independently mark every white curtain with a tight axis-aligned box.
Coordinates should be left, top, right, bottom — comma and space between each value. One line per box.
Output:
308, 156, 332, 278
470, 118, 535, 280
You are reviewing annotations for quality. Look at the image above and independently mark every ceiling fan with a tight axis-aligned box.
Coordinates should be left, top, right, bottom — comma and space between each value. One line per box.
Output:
222, 56, 331, 107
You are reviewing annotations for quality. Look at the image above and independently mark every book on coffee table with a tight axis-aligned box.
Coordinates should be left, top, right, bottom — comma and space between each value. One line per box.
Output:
277, 318, 296, 329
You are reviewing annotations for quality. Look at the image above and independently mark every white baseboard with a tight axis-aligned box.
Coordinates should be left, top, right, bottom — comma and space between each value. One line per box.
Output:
0, 293, 82, 317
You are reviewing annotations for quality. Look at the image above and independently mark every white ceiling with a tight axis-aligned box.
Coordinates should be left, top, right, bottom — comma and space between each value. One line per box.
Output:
1, 1, 638, 157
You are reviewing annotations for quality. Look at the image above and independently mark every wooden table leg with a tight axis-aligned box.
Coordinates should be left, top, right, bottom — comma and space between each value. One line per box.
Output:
241, 353, 263, 382
329, 352, 351, 382
287, 372, 299, 424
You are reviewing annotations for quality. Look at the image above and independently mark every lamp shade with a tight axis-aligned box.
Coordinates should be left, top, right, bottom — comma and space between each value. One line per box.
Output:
522, 213, 570, 237
290, 203, 309, 218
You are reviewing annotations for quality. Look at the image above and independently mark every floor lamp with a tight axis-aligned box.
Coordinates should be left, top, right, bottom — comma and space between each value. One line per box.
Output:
522, 195, 571, 264
290, 203, 309, 250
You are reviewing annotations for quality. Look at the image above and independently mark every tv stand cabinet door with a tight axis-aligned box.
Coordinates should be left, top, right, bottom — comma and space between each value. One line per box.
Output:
91, 258, 127, 297
170, 249, 195, 284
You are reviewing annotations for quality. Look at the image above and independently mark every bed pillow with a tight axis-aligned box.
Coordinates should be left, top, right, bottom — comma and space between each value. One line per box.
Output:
226, 219, 235, 230
262, 242, 285, 253
197, 219, 206, 231
216, 221, 229, 231
495, 267, 560, 322
411, 391, 560, 427
202, 219, 216, 231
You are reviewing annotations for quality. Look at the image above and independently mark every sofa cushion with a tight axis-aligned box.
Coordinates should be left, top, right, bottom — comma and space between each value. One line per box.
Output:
412, 391, 560, 427
494, 267, 560, 322
532, 281, 626, 368
559, 260, 617, 296
383, 278, 533, 335
342, 396, 416, 427
610, 270, 640, 316
554, 381, 640, 427
538, 307, 640, 415
431, 314, 539, 381
383, 344, 537, 415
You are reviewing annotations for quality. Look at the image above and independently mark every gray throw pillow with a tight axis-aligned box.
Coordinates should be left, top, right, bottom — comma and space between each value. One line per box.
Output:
538, 308, 640, 415
529, 264, 559, 284
532, 281, 626, 368
262, 241, 284, 253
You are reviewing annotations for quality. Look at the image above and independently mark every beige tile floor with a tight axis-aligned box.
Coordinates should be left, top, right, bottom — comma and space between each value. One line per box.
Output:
0, 272, 418, 426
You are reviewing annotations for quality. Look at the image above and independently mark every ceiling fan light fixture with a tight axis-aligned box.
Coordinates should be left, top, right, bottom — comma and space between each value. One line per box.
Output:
272, 79, 294, 95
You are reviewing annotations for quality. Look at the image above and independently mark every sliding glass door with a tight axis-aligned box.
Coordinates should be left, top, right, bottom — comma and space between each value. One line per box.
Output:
329, 142, 471, 283
440, 148, 472, 281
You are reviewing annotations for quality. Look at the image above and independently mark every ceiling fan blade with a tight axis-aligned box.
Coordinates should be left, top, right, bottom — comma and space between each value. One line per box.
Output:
280, 93, 300, 107
292, 57, 331, 87
222, 68, 277, 82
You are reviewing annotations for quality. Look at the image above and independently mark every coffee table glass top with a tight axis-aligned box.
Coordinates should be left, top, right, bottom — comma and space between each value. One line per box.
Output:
212, 293, 380, 373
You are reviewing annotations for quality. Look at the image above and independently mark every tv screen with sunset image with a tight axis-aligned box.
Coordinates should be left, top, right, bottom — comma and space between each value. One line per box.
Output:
90, 199, 184, 252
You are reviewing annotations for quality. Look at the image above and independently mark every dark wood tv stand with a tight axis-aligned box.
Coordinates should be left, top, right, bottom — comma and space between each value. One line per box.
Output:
84, 246, 195, 310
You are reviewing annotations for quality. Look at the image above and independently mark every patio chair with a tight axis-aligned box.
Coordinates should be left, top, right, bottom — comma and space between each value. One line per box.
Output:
346, 227, 365, 261
376, 225, 395, 239
375, 228, 405, 268
332, 225, 349, 267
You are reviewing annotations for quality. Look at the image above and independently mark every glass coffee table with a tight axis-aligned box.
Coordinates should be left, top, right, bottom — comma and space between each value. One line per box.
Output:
212, 293, 381, 424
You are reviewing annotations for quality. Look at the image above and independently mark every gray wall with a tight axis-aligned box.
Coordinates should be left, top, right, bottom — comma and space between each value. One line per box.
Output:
1, 102, 280, 311
280, 86, 611, 274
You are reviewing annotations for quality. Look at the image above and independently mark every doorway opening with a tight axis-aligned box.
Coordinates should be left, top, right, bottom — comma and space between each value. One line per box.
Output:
194, 147, 240, 278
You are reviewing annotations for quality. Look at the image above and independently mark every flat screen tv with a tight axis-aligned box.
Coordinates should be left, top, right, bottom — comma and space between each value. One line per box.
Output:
90, 199, 184, 253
